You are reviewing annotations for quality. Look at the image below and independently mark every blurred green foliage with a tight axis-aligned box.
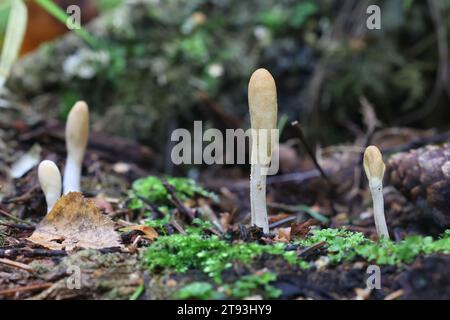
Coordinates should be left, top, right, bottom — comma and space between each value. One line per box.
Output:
8, 0, 450, 148
0, 6, 8, 35
97, 0, 122, 11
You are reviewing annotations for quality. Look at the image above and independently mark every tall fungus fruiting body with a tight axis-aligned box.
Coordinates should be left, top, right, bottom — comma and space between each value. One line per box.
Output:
38, 160, 62, 213
63, 101, 89, 195
248, 68, 278, 233
363, 145, 390, 240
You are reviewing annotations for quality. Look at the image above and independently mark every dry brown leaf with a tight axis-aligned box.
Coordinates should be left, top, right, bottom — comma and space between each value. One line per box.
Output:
290, 219, 317, 240
28, 192, 122, 251
120, 225, 158, 240
92, 197, 115, 215
268, 212, 290, 223
219, 212, 231, 231
274, 227, 291, 242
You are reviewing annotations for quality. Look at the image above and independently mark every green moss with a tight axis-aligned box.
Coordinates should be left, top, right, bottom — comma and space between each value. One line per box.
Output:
145, 225, 449, 299
128, 176, 218, 213
176, 272, 281, 300
298, 228, 450, 265
145, 216, 171, 229
143, 222, 306, 284
176, 282, 222, 300
145, 223, 450, 284
223, 272, 281, 299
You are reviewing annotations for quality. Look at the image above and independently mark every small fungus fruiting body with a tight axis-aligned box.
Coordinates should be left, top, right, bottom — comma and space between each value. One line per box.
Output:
63, 101, 89, 194
248, 68, 278, 233
38, 160, 62, 213
363, 145, 390, 240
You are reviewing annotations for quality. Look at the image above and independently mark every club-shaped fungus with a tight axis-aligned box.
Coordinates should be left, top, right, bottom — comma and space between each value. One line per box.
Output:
38, 160, 62, 213
363, 145, 390, 240
63, 101, 89, 194
248, 68, 278, 233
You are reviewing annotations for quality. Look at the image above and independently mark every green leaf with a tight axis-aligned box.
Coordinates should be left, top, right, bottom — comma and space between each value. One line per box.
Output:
35, 0, 98, 49
0, 0, 27, 87
129, 284, 144, 300
296, 204, 329, 223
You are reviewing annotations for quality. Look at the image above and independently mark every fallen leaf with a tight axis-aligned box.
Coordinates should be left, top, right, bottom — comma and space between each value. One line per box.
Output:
290, 219, 317, 239
92, 197, 115, 215
120, 225, 158, 241
274, 227, 290, 242
28, 192, 122, 251
219, 212, 231, 231
268, 212, 290, 223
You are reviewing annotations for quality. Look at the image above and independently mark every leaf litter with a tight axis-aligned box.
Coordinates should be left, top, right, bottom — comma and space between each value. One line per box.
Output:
28, 192, 122, 251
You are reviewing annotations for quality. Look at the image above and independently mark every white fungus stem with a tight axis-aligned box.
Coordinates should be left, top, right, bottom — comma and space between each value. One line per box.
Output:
38, 160, 62, 213
63, 101, 89, 194
369, 177, 390, 239
250, 160, 269, 233
64, 156, 82, 193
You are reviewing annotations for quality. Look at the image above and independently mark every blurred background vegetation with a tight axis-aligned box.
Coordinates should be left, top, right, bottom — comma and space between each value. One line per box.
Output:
1, 0, 449, 154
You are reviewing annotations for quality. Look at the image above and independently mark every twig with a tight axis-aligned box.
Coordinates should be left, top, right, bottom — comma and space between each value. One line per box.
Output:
170, 219, 187, 235
267, 169, 322, 185
268, 216, 297, 229
0, 222, 35, 231
0, 258, 34, 273
2, 185, 40, 204
162, 179, 195, 220
98, 247, 123, 254
384, 289, 403, 301
291, 121, 329, 182
268, 202, 329, 223
0, 283, 52, 297
19, 120, 156, 167
0, 208, 33, 225
297, 241, 327, 258
137, 196, 165, 219
0, 248, 67, 259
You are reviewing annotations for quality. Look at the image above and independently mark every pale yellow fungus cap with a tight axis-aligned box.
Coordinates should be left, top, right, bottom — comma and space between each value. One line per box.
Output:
64, 101, 90, 194
38, 160, 62, 212
66, 101, 89, 166
363, 145, 385, 181
248, 68, 278, 160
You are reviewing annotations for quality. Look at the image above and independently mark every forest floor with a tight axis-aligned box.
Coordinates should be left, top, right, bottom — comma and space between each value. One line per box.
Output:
0, 98, 449, 300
